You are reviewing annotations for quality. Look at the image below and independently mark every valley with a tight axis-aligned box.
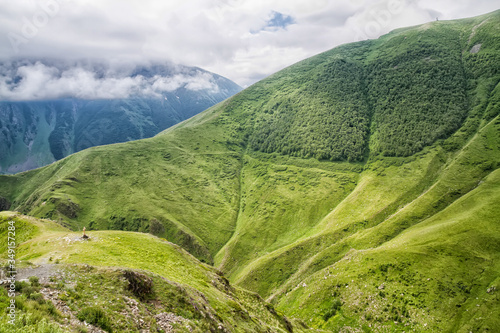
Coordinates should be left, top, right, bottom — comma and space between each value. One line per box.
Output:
1, 10, 499, 332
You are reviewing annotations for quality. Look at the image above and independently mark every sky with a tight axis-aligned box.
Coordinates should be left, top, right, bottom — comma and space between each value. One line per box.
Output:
0, 0, 498, 91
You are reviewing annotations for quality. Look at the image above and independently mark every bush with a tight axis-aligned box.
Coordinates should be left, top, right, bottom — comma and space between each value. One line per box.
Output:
123, 270, 154, 300
149, 218, 165, 236
77, 307, 112, 332
14, 281, 30, 292
29, 276, 40, 287
28, 292, 44, 304
15, 281, 39, 299
323, 298, 342, 321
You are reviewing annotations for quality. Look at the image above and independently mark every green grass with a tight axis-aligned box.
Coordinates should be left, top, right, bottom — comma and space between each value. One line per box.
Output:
277, 167, 500, 331
0, 10, 499, 332
0, 212, 304, 332
215, 153, 359, 279
0, 119, 244, 264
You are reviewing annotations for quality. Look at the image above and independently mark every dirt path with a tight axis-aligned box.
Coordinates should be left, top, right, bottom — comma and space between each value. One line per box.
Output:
16, 264, 62, 282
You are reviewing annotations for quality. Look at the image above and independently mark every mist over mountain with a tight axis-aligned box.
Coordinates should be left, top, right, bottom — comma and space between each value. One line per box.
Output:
0, 59, 236, 100
0, 59, 241, 173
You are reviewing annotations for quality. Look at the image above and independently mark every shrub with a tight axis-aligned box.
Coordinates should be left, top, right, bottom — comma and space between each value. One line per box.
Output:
123, 270, 154, 300
14, 281, 30, 292
29, 276, 40, 287
149, 218, 165, 236
77, 307, 112, 332
15, 281, 40, 299
323, 298, 342, 321
28, 292, 44, 304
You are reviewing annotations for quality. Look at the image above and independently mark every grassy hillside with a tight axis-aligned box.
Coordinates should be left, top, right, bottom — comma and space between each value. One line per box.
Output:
1, 10, 499, 332
0, 212, 304, 332
271, 114, 500, 331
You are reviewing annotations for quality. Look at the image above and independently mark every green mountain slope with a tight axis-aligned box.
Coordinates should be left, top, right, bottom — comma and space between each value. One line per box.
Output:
0, 212, 302, 332
1, 10, 500, 332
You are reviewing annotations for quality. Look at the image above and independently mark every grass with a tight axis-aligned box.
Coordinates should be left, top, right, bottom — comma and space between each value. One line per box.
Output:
0, 212, 304, 332
0, 9, 499, 332
215, 153, 359, 279
277, 167, 500, 331
0, 123, 244, 264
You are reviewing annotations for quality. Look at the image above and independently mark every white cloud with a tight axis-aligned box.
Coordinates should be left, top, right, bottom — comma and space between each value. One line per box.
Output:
0, 0, 498, 87
0, 61, 220, 101
151, 72, 219, 93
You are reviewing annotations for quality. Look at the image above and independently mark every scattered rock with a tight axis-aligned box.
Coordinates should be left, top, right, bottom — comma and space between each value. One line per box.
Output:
40, 287, 105, 333
470, 43, 482, 54
154, 312, 189, 333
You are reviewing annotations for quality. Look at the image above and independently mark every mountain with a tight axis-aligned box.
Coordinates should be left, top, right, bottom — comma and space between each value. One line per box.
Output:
0, 59, 242, 173
1, 10, 500, 332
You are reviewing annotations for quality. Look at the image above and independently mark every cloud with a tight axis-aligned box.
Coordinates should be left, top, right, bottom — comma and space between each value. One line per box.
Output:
151, 72, 219, 93
0, 60, 221, 101
0, 0, 498, 88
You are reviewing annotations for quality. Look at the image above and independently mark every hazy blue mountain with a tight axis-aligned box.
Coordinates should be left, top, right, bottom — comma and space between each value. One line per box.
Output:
0, 59, 241, 173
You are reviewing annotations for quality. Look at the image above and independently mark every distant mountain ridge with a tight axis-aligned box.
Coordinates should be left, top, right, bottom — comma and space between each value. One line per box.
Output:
0, 59, 242, 173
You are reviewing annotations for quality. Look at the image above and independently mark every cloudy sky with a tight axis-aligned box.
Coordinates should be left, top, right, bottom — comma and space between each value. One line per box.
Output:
0, 0, 498, 89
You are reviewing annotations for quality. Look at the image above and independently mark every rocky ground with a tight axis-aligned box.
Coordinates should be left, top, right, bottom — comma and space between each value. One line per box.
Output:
3, 263, 193, 332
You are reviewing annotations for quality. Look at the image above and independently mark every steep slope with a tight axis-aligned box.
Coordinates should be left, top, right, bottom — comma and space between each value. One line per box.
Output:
277, 165, 500, 332
0, 10, 499, 332
0, 60, 241, 174
0, 212, 302, 332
